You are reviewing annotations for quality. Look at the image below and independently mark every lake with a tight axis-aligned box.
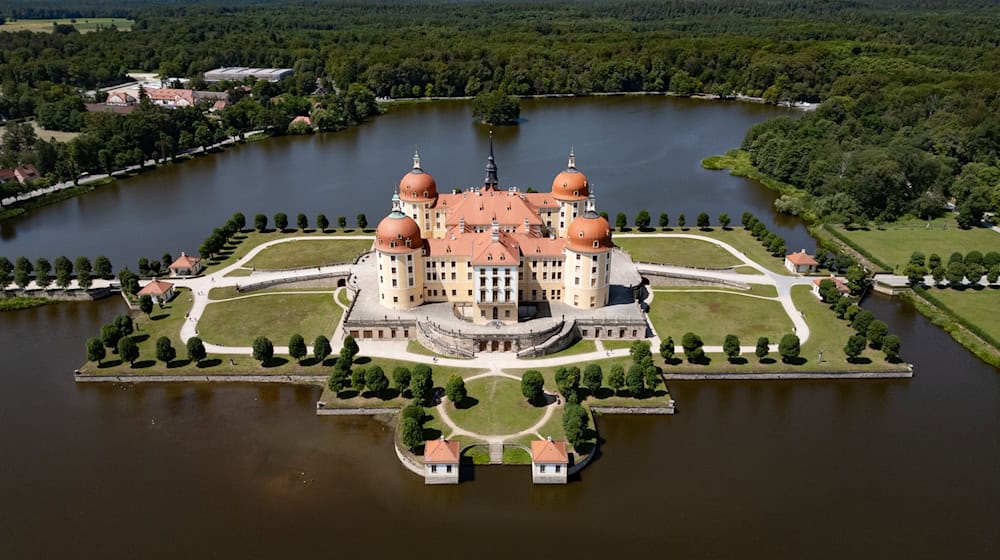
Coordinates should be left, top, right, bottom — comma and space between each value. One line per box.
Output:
1, 97, 997, 559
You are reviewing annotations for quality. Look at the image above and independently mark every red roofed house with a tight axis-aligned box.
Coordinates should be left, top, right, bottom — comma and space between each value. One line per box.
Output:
137, 279, 176, 304
0, 169, 16, 184
812, 275, 850, 300
14, 164, 40, 184
784, 249, 819, 274
423, 437, 460, 484
531, 437, 569, 484
106, 91, 137, 106
145, 88, 197, 108
168, 252, 204, 276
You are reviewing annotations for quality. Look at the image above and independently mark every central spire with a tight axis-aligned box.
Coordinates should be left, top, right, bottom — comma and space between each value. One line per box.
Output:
484, 131, 498, 189
412, 146, 422, 171
568, 146, 576, 170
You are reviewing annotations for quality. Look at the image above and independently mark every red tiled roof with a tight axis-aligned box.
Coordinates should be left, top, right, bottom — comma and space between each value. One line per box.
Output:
85, 103, 136, 114
472, 237, 519, 266
14, 164, 40, 183
0, 169, 16, 181
291, 115, 312, 125
146, 88, 196, 106
531, 439, 569, 464
137, 279, 174, 296
785, 250, 818, 266
424, 439, 460, 464
169, 253, 202, 270
443, 190, 544, 229
813, 276, 850, 293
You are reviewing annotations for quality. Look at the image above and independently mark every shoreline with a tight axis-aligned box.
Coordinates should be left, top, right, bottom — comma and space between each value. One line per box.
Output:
702, 150, 1000, 369
2, 92, 808, 224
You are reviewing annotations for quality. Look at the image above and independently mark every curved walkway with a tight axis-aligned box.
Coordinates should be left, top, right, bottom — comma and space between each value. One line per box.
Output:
434, 373, 558, 444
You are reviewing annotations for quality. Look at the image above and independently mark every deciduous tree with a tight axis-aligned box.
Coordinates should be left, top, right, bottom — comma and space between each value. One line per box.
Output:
521, 370, 545, 403
138, 294, 153, 316
583, 363, 603, 394
392, 366, 411, 394
186, 336, 206, 364
155, 336, 176, 364
779, 334, 800, 363
755, 336, 770, 361
288, 333, 306, 363
252, 336, 274, 364
117, 336, 139, 366
659, 336, 675, 362
254, 213, 268, 232
445, 375, 467, 405
86, 337, 106, 365
723, 334, 741, 361
316, 214, 329, 231
882, 334, 902, 361
608, 364, 625, 394
844, 334, 867, 361
313, 335, 331, 362
274, 212, 288, 231
366, 366, 389, 397
400, 417, 423, 451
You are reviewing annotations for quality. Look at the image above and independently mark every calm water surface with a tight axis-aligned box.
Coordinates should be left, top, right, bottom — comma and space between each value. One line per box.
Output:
1, 98, 998, 559
1, 97, 811, 265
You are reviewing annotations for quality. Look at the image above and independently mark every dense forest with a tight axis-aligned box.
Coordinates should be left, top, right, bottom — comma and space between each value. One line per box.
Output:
0, 0, 997, 223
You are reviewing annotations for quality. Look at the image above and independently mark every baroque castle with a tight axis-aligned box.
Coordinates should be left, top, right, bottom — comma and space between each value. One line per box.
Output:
374, 140, 614, 325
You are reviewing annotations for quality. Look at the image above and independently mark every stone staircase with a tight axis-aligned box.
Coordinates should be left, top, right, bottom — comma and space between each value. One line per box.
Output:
489, 442, 504, 464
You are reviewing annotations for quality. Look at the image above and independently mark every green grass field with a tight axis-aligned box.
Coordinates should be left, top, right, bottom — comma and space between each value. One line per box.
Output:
198, 293, 342, 346
0, 18, 134, 33
615, 236, 741, 268
833, 217, 998, 271
616, 229, 792, 275
922, 286, 1000, 342
203, 230, 374, 273
446, 376, 549, 435
648, 290, 793, 346
247, 238, 372, 270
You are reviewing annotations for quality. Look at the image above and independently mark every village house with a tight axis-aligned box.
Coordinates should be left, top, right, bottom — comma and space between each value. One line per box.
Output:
168, 252, 204, 276
137, 279, 176, 304
423, 438, 460, 484
530, 438, 569, 484
812, 275, 851, 299
784, 249, 819, 274
0, 164, 41, 185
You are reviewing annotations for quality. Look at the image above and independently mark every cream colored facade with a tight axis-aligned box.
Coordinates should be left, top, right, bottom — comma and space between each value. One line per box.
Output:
375, 147, 612, 324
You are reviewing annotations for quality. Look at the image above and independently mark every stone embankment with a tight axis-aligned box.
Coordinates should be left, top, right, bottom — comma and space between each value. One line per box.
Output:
661, 369, 913, 380
75, 373, 326, 384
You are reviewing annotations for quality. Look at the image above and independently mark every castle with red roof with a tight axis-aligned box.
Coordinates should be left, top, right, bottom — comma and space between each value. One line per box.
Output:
375, 138, 613, 325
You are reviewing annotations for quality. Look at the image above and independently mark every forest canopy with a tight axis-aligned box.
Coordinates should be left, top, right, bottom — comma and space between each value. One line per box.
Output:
1, 0, 997, 223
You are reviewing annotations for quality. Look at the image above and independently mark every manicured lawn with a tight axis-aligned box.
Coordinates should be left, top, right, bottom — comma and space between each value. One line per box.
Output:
648, 290, 792, 346
617, 229, 792, 275
337, 289, 352, 307
922, 286, 1000, 342
526, 339, 596, 359
198, 293, 342, 346
615, 236, 741, 268
503, 447, 532, 464
0, 18, 134, 32
223, 268, 253, 277
600, 339, 635, 350
447, 377, 549, 435
203, 230, 374, 273
207, 285, 338, 300
833, 217, 998, 271
246, 238, 372, 270
652, 284, 778, 298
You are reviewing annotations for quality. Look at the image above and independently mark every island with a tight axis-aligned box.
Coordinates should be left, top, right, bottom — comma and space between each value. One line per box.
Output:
54, 137, 920, 484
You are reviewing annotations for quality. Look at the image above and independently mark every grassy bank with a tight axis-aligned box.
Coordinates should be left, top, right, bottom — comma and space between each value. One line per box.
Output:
0, 297, 52, 311
614, 236, 741, 268
198, 292, 343, 346
901, 288, 1000, 368
649, 289, 792, 346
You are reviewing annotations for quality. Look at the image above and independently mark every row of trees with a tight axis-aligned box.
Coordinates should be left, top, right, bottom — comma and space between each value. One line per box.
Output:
620, 210, 735, 232
250, 212, 368, 233
0, 255, 111, 290
903, 250, 1000, 288
741, 212, 787, 259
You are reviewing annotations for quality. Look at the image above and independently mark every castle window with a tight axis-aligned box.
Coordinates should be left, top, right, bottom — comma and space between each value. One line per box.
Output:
593, 241, 599, 248
393, 296, 398, 303
390, 241, 396, 248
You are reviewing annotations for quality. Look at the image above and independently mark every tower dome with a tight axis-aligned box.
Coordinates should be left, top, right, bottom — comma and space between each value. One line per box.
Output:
551, 148, 589, 201
398, 149, 437, 202
376, 194, 423, 253
566, 207, 612, 253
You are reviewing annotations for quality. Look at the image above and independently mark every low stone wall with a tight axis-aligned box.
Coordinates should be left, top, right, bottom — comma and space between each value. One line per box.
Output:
315, 405, 401, 416
591, 405, 675, 414
640, 271, 749, 290
238, 272, 348, 293
2, 287, 114, 301
517, 321, 578, 358
75, 374, 326, 383
394, 439, 425, 477
661, 369, 913, 380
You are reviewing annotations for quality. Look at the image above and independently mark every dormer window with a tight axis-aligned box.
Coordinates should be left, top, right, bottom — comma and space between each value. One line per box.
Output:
574, 190, 579, 196
578, 231, 584, 237
405, 238, 412, 248
390, 241, 397, 248
593, 240, 599, 248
